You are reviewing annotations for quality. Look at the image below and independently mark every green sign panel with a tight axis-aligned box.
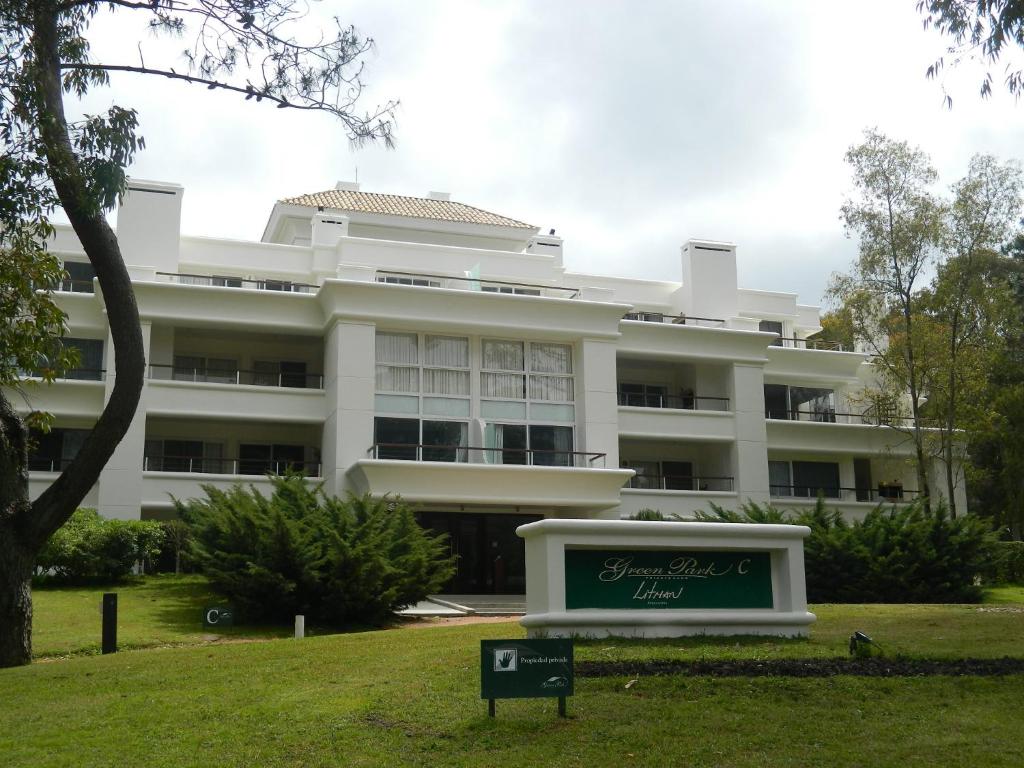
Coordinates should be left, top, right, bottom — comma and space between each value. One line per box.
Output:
564, 549, 773, 610
202, 606, 234, 628
481, 639, 574, 700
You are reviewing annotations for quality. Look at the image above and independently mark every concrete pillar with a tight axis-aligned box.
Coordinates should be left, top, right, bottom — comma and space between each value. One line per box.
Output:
116, 180, 183, 273
730, 363, 770, 506
97, 321, 152, 520
322, 320, 375, 495
579, 338, 620, 469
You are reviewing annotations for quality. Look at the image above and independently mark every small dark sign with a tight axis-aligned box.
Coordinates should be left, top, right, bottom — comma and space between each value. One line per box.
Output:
481, 639, 574, 706
565, 549, 774, 610
202, 606, 234, 628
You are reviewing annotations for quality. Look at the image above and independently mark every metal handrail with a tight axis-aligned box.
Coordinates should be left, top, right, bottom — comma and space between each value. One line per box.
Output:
617, 391, 731, 411
21, 368, 105, 382
626, 474, 734, 492
368, 443, 606, 468
769, 336, 846, 352
156, 272, 318, 293
27, 458, 75, 472
148, 363, 324, 389
622, 312, 726, 328
770, 485, 920, 503
143, 455, 321, 476
54, 278, 96, 293
376, 270, 580, 298
765, 409, 921, 427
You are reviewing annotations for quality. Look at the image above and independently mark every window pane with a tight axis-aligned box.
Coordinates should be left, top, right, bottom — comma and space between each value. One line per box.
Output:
481, 372, 525, 399
769, 461, 792, 496
422, 421, 468, 462
483, 340, 524, 371
374, 417, 419, 460
759, 320, 784, 346
376, 365, 419, 393
376, 332, 418, 364
173, 355, 203, 381
530, 343, 572, 374
529, 425, 573, 466
485, 423, 527, 465
789, 387, 835, 422
424, 336, 468, 368
64, 338, 103, 379
529, 375, 574, 402
792, 461, 840, 498
423, 368, 469, 395
764, 384, 789, 419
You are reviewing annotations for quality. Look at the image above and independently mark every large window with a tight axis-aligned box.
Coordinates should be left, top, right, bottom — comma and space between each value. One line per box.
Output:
764, 384, 835, 422
377, 333, 469, 398
374, 417, 469, 462
759, 320, 784, 346
29, 428, 89, 471
63, 338, 103, 380
482, 423, 574, 466
769, 460, 840, 498
481, 339, 573, 402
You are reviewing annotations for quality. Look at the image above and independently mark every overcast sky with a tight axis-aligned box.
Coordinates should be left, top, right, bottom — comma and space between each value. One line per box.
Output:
69, 1, 1024, 307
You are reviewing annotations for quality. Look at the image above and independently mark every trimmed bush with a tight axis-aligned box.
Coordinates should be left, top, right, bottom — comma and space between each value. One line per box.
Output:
696, 499, 995, 603
176, 476, 455, 625
982, 541, 1024, 585
36, 508, 165, 583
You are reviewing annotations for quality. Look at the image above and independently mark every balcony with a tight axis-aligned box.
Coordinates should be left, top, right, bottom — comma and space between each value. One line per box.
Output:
617, 391, 730, 412
622, 311, 726, 328
375, 270, 580, 299
142, 455, 322, 476
767, 336, 846, 351
156, 272, 318, 294
367, 443, 606, 468
770, 485, 920, 504
349, 444, 631, 512
626, 474, 734, 492
149, 363, 324, 389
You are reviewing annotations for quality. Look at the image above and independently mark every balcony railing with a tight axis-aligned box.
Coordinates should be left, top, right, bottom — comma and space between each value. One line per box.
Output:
768, 336, 846, 352
28, 457, 75, 472
765, 409, 918, 426
622, 312, 726, 328
143, 456, 321, 476
156, 272, 318, 293
148, 364, 324, 389
375, 271, 580, 299
626, 474, 734, 492
368, 443, 606, 468
21, 368, 105, 382
618, 391, 731, 412
770, 485, 920, 503
53, 278, 96, 293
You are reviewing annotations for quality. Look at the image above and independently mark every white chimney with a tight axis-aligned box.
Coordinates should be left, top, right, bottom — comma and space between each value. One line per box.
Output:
680, 239, 738, 321
117, 179, 183, 273
335, 180, 360, 192
428, 191, 451, 201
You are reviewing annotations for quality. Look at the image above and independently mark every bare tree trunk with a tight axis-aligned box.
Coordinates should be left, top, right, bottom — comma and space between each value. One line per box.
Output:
0, 394, 34, 667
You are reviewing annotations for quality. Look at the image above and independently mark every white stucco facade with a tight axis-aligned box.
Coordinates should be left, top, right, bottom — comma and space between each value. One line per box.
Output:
17, 179, 967, 592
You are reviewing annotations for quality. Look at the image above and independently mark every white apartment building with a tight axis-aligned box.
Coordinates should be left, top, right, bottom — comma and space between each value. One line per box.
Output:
21, 179, 966, 594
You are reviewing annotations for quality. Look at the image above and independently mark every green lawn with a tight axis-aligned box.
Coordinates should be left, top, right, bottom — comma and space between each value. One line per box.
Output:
5, 577, 1021, 767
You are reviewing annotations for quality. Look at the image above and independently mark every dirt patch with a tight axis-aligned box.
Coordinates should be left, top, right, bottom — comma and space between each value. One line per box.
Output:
578, 657, 1024, 678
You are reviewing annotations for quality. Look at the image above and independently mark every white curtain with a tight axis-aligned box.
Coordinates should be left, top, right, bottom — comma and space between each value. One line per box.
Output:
482, 372, 525, 399
424, 368, 469, 395
425, 335, 469, 367
376, 332, 418, 364
529, 375, 574, 402
375, 365, 418, 392
483, 340, 524, 371
530, 342, 572, 374
484, 423, 505, 464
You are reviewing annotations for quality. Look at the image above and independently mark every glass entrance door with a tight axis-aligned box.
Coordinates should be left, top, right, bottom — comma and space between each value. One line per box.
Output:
415, 512, 542, 594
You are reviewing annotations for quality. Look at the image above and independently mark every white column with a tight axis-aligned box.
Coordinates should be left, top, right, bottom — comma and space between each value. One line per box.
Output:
579, 338, 620, 470
322, 320, 375, 495
730, 363, 770, 505
96, 321, 152, 520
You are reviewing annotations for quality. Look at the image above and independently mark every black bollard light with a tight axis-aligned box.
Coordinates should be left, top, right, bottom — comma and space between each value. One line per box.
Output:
101, 593, 117, 654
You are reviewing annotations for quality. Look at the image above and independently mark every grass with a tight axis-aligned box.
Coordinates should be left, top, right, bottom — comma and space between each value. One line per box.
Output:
30, 574, 290, 657
5, 577, 1022, 767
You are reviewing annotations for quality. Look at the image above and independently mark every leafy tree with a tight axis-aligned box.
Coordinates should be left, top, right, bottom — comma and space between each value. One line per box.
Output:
919, 1, 1024, 105
36, 508, 164, 583
830, 129, 946, 511
0, 1, 394, 667
923, 155, 1022, 516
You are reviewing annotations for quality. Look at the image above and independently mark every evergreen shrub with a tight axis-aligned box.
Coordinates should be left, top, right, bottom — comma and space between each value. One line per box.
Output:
36, 508, 165, 583
696, 499, 995, 603
176, 475, 455, 624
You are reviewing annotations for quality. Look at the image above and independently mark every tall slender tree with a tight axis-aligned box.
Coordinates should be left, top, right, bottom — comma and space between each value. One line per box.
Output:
0, 0, 395, 668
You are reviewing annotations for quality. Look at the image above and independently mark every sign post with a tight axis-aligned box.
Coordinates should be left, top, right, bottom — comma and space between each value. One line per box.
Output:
202, 606, 234, 628
481, 639, 573, 718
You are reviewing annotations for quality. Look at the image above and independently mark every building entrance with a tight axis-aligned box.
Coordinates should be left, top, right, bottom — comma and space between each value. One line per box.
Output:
416, 511, 542, 594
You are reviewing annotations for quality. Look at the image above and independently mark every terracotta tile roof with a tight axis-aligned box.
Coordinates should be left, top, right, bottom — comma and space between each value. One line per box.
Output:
280, 189, 535, 230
